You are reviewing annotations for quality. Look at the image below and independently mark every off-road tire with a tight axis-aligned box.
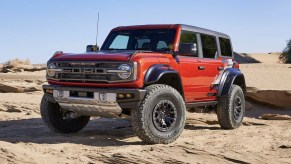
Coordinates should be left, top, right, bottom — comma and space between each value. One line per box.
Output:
131, 84, 186, 144
40, 94, 90, 133
217, 84, 245, 129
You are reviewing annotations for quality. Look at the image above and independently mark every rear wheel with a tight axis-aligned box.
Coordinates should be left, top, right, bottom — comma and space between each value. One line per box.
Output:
40, 94, 90, 133
131, 84, 186, 144
217, 85, 245, 129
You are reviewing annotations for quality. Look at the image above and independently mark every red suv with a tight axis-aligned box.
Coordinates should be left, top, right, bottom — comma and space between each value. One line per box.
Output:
41, 24, 246, 144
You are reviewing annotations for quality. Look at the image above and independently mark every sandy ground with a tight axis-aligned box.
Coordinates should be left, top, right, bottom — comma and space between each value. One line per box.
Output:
239, 53, 291, 109
238, 53, 291, 90
0, 54, 291, 163
240, 63, 291, 90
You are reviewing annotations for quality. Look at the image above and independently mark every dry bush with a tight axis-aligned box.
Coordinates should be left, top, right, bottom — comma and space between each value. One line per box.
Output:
4, 58, 32, 69
279, 39, 291, 64
5, 58, 31, 67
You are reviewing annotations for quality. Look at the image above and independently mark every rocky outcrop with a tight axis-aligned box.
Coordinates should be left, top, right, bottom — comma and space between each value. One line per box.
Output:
261, 114, 291, 120
0, 84, 41, 93
0, 64, 3, 71
246, 87, 291, 109
233, 52, 260, 64
0, 59, 46, 73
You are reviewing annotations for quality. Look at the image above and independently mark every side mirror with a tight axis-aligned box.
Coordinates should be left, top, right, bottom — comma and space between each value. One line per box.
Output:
179, 43, 198, 57
86, 45, 99, 52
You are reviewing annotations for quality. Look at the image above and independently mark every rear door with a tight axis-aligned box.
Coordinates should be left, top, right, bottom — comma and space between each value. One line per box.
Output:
200, 34, 224, 100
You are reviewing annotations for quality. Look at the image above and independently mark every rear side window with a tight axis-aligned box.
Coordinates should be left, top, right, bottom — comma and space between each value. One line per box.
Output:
219, 37, 232, 57
201, 34, 217, 58
180, 31, 197, 44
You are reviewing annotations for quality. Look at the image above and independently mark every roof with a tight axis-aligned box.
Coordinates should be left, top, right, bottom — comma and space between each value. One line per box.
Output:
112, 24, 230, 38
180, 24, 230, 38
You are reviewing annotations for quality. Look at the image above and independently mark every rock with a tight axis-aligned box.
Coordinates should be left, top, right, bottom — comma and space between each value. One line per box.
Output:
279, 145, 291, 149
15, 69, 23, 72
23, 86, 42, 92
243, 121, 266, 126
246, 87, 291, 109
261, 114, 291, 120
23, 67, 46, 72
24, 80, 34, 83
205, 120, 219, 125
0, 84, 22, 93
36, 80, 45, 85
4, 105, 22, 113
0, 84, 42, 93
0, 59, 45, 73
1, 68, 13, 73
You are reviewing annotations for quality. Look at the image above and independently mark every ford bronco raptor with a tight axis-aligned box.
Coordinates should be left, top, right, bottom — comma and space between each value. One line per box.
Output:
41, 24, 246, 144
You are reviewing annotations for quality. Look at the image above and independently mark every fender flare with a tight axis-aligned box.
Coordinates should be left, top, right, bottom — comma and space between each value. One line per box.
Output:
218, 68, 246, 96
144, 64, 184, 98
144, 64, 179, 84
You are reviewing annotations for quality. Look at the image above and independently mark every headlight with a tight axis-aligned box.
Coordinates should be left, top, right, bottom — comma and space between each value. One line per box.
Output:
47, 63, 56, 77
117, 64, 132, 79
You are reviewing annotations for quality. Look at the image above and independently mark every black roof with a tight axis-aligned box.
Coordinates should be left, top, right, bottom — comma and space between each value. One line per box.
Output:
180, 24, 230, 38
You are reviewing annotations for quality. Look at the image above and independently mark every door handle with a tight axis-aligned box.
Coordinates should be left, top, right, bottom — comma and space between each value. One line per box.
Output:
217, 66, 224, 71
198, 66, 205, 70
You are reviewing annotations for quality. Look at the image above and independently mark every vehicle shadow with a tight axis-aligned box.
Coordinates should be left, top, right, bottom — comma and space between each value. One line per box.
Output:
0, 117, 144, 147
184, 125, 221, 130
0, 117, 226, 146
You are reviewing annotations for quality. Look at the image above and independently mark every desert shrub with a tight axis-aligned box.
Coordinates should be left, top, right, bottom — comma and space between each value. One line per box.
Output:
279, 39, 291, 63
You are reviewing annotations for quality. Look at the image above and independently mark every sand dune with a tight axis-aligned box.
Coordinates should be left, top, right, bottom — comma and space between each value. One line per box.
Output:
239, 53, 291, 109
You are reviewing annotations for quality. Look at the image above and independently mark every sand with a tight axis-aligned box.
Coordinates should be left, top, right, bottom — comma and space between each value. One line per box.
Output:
239, 53, 291, 109
0, 53, 290, 163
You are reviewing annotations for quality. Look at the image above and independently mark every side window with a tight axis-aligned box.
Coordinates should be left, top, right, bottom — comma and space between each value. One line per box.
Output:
201, 34, 217, 58
109, 35, 129, 49
179, 30, 198, 56
219, 37, 232, 57
180, 31, 197, 44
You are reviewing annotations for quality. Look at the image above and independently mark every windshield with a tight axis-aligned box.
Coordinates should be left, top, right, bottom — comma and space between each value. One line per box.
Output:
101, 29, 176, 51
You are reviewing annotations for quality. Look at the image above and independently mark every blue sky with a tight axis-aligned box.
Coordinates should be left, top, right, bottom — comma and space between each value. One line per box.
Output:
1, 0, 291, 63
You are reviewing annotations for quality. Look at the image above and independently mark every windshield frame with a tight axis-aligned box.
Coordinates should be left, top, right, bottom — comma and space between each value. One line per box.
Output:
101, 29, 177, 52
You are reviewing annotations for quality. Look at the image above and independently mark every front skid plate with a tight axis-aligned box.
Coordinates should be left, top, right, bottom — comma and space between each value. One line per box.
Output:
53, 90, 122, 117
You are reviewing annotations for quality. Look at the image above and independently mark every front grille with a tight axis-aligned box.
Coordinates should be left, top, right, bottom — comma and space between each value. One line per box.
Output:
50, 61, 132, 83
57, 62, 120, 68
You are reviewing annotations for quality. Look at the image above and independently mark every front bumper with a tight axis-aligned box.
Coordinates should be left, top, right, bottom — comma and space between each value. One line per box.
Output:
43, 85, 146, 117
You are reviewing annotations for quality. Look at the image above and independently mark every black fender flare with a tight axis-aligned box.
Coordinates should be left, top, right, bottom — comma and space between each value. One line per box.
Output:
144, 64, 184, 98
217, 68, 246, 96
144, 64, 179, 84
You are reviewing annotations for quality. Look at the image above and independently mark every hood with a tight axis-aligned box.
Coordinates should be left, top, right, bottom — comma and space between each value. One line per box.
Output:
50, 50, 136, 61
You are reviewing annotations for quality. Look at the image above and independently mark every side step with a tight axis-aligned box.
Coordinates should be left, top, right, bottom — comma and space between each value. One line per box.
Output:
186, 101, 218, 108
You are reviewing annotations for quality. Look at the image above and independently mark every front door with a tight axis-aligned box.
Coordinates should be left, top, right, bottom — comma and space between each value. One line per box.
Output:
177, 31, 210, 103
178, 56, 208, 102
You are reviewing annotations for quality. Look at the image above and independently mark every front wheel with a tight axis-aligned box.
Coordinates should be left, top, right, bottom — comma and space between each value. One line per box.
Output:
40, 94, 90, 133
217, 84, 245, 129
131, 84, 186, 144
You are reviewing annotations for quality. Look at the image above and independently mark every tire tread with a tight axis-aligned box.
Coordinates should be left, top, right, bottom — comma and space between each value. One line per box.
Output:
131, 84, 186, 144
